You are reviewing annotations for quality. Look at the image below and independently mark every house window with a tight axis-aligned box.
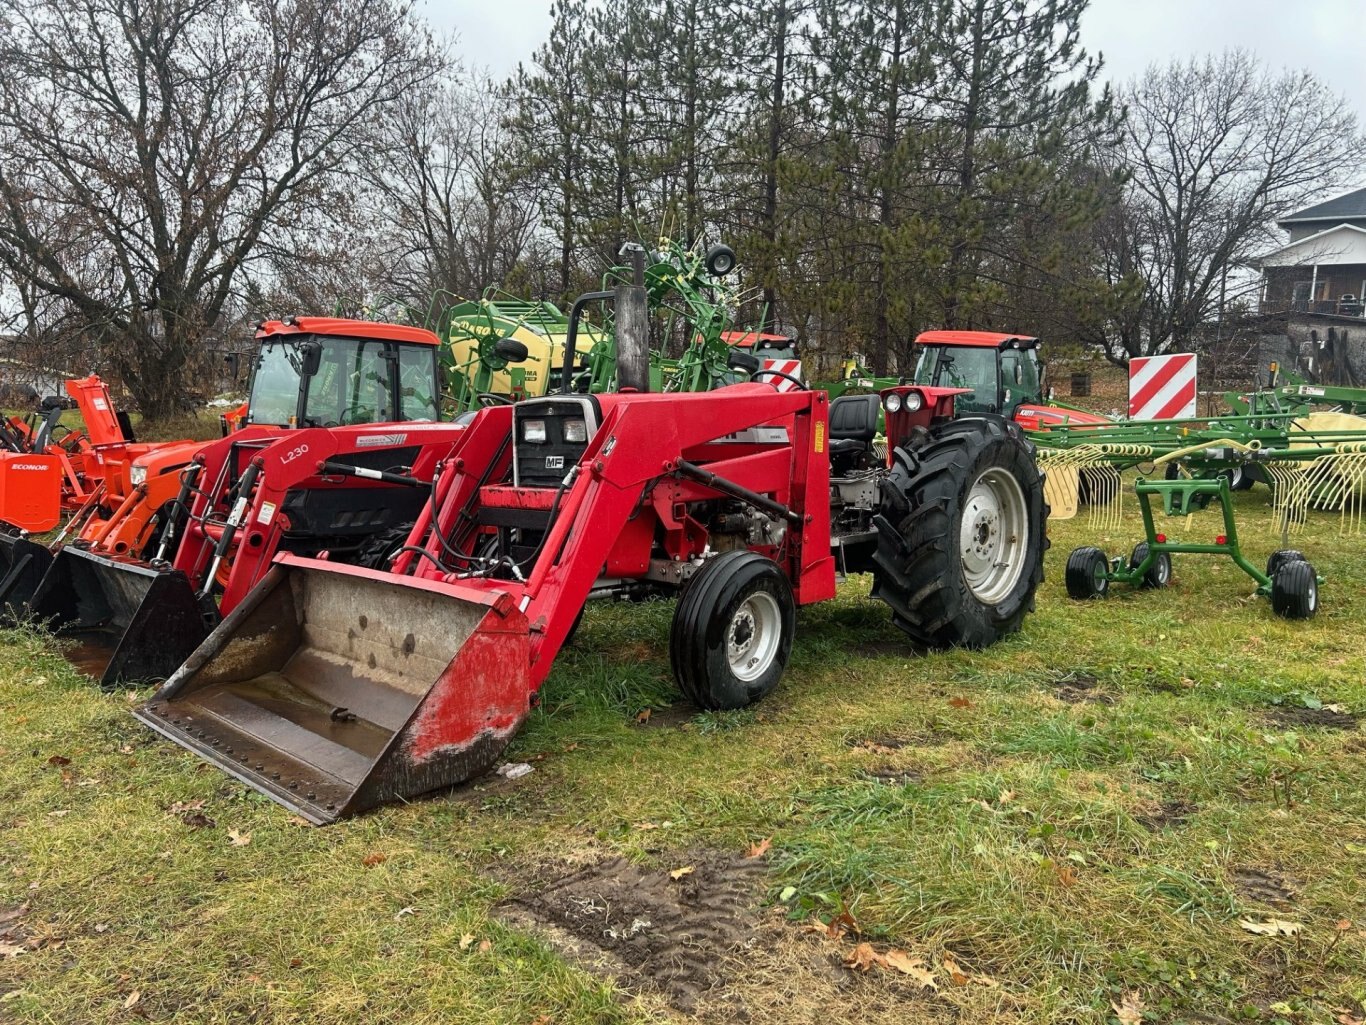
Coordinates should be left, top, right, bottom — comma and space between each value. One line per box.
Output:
1292, 282, 1311, 310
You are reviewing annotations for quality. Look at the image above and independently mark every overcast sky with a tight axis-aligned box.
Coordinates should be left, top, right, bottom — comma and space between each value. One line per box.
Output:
422, 0, 1366, 117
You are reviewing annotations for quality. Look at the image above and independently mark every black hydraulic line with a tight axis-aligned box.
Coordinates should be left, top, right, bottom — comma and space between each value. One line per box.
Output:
673, 459, 803, 526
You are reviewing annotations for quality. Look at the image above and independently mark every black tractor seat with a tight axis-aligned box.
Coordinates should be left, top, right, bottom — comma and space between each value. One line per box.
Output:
828, 393, 880, 457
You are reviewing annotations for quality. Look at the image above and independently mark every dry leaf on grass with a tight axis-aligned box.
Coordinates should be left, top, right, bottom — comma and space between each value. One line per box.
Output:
942, 954, 997, 988
478, 939, 491, 952
882, 949, 937, 989
46, 755, 70, 767
123, 990, 141, 1010
459, 933, 476, 950
1239, 918, 1302, 937
361, 852, 388, 867
0, 942, 26, 960
635, 708, 652, 724
1111, 990, 1145, 1025
843, 942, 880, 972
947, 697, 973, 709
227, 830, 251, 847
1054, 864, 1079, 887
285, 815, 311, 828
746, 837, 772, 859
669, 865, 695, 880
180, 813, 215, 829
1334, 1006, 1365, 1025
167, 800, 205, 815
394, 907, 416, 920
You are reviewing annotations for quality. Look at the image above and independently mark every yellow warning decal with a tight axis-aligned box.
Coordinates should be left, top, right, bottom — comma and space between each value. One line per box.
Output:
814, 421, 825, 453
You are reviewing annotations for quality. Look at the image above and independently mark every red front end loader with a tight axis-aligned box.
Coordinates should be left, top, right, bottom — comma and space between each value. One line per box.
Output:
136, 275, 1048, 824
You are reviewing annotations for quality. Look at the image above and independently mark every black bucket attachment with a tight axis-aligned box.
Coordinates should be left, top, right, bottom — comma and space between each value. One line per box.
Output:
27, 546, 212, 687
134, 559, 533, 824
0, 532, 55, 623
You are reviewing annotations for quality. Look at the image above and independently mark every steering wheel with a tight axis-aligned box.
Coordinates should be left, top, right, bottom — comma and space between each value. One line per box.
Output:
751, 368, 807, 391
477, 392, 514, 407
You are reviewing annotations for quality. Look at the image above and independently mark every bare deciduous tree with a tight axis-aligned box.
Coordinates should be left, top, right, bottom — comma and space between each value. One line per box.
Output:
1092, 50, 1366, 363
0, 0, 439, 416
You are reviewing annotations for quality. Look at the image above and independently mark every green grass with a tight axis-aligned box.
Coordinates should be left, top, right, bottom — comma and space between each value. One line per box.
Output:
2, 490, 1364, 1024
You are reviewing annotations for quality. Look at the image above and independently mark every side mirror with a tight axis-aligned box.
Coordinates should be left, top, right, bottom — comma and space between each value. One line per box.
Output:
299, 340, 323, 377
224, 352, 241, 381
495, 337, 529, 363
705, 244, 737, 277
727, 348, 761, 374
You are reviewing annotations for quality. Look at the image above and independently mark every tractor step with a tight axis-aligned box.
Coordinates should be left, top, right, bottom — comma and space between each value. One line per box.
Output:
133, 557, 534, 824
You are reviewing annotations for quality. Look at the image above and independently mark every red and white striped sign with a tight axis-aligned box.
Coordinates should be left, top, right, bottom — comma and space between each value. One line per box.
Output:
1129, 353, 1197, 420
759, 358, 804, 392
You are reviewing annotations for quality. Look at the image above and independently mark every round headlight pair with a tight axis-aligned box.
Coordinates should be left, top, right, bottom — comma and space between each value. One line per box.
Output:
883, 391, 923, 414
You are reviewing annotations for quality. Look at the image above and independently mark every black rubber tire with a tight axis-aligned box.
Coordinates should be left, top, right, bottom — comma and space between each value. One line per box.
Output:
1065, 546, 1110, 599
356, 524, 414, 570
871, 415, 1047, 649
1129, 542, 1171, 589
1225, 466, 1255, 492
1271, 559, 1318, 620
669, 550, 795, 710
1266, 549, 1305, 578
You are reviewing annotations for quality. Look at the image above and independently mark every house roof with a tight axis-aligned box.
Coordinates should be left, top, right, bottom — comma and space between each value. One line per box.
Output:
1279, 186, 1366, 225
1247, 223, 1366, 268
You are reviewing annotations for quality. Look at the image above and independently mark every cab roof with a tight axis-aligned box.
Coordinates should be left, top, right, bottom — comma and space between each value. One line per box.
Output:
257, 317, 441, 347
915, 330, 1038, 349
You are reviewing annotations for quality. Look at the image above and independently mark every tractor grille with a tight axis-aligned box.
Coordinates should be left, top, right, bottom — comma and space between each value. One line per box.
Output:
512, 396, 600, 488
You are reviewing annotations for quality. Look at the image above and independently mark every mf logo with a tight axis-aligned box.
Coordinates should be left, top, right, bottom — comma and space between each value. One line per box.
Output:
545, 455, 565, 470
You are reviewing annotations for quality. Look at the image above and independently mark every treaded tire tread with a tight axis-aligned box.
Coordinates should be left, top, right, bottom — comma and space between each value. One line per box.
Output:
1271, 559, 1317, 620
670, 550, 795, 710
871, 415, 1048, 649
1066, 546, 1109, 599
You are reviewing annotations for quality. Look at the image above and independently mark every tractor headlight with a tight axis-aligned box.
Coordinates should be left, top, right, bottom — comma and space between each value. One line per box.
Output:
129, 465, 148, 487
902, 391, 924, 413
522, 419, 547, 443
884, 393, 902, 414
563, 419, 587, 443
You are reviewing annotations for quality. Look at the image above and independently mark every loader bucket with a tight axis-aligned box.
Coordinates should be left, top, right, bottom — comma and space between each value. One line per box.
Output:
134, 559, 533, 824
0, 533, 54, 622
27, 545, 211, 686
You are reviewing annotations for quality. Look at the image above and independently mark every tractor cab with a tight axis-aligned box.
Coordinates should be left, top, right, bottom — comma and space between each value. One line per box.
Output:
910, 331, 1042, 419
244, 318, 441, 429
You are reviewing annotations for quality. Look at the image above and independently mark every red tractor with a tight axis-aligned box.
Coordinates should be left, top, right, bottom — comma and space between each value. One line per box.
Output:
5, 317, 452, 677
136, 275, 1049, 824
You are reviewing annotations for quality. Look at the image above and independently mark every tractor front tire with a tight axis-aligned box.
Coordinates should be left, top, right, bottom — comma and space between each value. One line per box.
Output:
670, 551, 795, 710
871, 415, 1047, 649
1271, 560, 1318, 620
1065, 547, 1110, 600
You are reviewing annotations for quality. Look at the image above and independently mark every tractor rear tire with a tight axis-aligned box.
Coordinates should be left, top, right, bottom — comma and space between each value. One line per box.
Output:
1065, 547, 1110, 600
871, 415, 1047, 649
1129, 542, 1171, 589
670, 550, 795, 710
1266, 549, 1305, 578
356, 524, 414, 571
1271, 560, 1318, 620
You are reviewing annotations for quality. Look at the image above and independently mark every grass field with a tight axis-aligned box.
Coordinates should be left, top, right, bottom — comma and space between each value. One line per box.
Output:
1, 489, 1363, 1024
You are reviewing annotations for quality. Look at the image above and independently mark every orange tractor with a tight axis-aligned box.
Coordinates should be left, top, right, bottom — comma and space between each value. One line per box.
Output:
1, 318, 450, 651
135, 270, 1049, 823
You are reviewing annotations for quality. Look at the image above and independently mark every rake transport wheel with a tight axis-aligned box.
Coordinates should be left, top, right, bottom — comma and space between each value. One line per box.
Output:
1129, 542, 1172, 589
670, 550, 795, 710
1271, 560, 1318, 620
871, 415, 1047, 649
1266, 549, 1305, 578
1065, 547, 1110, 600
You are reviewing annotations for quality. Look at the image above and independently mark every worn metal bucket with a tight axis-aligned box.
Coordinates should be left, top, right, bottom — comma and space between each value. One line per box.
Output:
0, 532, 55, 622
26, 546, 211, 687
134, 557, 532, 824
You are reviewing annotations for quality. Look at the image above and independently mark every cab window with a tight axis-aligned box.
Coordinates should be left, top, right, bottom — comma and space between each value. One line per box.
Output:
396, 344, 438, 421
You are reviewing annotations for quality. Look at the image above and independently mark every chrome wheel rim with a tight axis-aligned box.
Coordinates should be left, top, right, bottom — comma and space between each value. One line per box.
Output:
961, 468, 1029, 604
727, 592, 782, 682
